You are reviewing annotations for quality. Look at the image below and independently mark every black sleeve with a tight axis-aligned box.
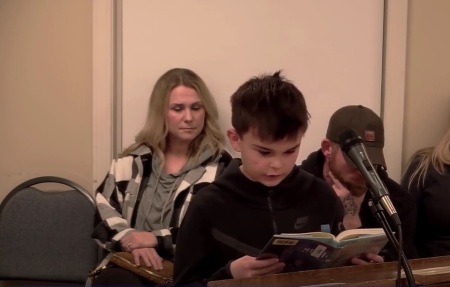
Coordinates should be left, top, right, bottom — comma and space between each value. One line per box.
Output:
380, 171, 419, 260
208, 262, 233, 282
173, 197, 230, 285
391, 186, 419, 260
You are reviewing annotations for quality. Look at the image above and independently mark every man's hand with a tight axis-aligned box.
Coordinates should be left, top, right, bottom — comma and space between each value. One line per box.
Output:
230, 256, 285, 279
121, 230, 158, 251
130, 247, 163, 270
329, 171, 363, 229
328, 171, 350, 199
350, 253, 384, 265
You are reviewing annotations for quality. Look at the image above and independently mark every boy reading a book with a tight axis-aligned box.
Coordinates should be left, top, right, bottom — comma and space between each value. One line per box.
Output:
173, 72, 384, 285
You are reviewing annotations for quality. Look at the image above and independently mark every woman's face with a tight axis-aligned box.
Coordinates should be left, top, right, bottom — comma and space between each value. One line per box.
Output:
165, 85, 205, 146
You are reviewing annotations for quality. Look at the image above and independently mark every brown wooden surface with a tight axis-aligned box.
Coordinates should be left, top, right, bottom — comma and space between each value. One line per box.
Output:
208, 255, 450, 286
111, 252, 173, 285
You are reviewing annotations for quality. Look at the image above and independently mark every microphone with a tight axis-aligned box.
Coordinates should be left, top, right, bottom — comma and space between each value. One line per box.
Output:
339, 129, 401, 226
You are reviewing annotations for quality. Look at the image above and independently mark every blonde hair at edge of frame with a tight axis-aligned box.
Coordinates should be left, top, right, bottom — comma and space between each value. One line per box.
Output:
407, 124, 450, 189
121, 68, 225, 165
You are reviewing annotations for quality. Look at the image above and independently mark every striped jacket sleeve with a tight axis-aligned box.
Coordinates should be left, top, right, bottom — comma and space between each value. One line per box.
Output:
92, 156, 137, 251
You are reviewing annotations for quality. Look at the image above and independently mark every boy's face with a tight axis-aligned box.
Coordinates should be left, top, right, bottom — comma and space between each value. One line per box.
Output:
228, 128, 303, 187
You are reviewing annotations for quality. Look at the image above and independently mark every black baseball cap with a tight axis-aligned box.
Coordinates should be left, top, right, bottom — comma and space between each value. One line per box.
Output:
326, 105, 386, 167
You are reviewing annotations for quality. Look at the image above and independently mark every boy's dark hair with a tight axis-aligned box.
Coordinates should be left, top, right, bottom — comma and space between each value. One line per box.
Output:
230, 71, 310, 141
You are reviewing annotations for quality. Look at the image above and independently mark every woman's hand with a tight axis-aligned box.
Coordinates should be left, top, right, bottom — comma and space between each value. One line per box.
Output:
350, 253, 384, 265
130, 247, 163, 270
230, 256, 285, 279
120, 231, 158, 251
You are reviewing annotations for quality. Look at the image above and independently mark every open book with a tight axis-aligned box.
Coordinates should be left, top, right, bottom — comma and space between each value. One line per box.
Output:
257, 228, 388, 272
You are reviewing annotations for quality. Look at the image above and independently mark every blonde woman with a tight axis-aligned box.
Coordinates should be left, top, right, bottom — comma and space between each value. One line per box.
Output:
402, 125, 450, 258
91, 68, 231, 285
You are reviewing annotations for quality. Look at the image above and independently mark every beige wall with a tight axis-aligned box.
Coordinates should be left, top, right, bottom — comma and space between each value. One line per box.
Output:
120, 0, 385, 174
403, 0, 450, 169
0, 0, 449, 203
0, 0, 93, 202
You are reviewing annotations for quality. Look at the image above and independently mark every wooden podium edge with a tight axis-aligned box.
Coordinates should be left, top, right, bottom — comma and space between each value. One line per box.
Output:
208, 255, 450, 286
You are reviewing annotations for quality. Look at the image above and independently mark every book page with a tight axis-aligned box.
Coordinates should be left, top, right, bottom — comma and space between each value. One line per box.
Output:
278, 233, 338, 246
280, 232, 336, 239
335, 228, 385, 242
330, 235, 388, 266
279, 228, 385, 244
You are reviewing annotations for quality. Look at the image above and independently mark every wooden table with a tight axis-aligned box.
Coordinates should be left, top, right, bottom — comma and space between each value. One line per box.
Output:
208, 255, 450, 286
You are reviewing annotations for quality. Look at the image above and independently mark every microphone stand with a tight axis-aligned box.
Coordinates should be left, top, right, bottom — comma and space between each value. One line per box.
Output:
368, 199, 416, 287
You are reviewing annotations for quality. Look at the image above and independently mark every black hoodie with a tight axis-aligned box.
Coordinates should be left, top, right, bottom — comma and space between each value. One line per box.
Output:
173, 159, 344, 285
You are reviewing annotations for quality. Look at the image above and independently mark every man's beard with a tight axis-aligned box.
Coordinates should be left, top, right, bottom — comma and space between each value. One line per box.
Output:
329, 158, 367, 197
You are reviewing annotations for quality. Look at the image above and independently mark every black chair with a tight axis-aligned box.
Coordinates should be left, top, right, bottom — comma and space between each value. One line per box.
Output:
0, 176, 100, 286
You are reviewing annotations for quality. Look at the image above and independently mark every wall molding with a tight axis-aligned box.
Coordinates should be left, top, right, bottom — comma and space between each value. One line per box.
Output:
92, 0, 114, 191
382, 0, 408, 181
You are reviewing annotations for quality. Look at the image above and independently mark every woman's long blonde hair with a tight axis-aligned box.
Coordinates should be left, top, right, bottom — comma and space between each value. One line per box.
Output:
406, 126, 450, 189
121, 68, 225, 163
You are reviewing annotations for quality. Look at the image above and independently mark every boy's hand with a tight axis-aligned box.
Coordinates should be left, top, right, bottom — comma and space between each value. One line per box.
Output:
230, 256, 285, 279
350, 253, 384, 265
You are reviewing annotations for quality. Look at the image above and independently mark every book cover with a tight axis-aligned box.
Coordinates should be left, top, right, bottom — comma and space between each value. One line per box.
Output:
110, 252, 173, 285
257, 228, 388, 272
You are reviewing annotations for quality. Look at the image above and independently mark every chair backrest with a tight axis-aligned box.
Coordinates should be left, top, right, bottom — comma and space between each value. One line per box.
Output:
0, 176, 99, 283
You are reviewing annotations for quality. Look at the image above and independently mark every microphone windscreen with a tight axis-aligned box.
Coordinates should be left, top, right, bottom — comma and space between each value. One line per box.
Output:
339, 129, 363, 153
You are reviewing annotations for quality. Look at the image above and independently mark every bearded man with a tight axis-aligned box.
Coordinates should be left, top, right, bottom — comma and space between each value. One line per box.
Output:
301, 105, 418, 260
